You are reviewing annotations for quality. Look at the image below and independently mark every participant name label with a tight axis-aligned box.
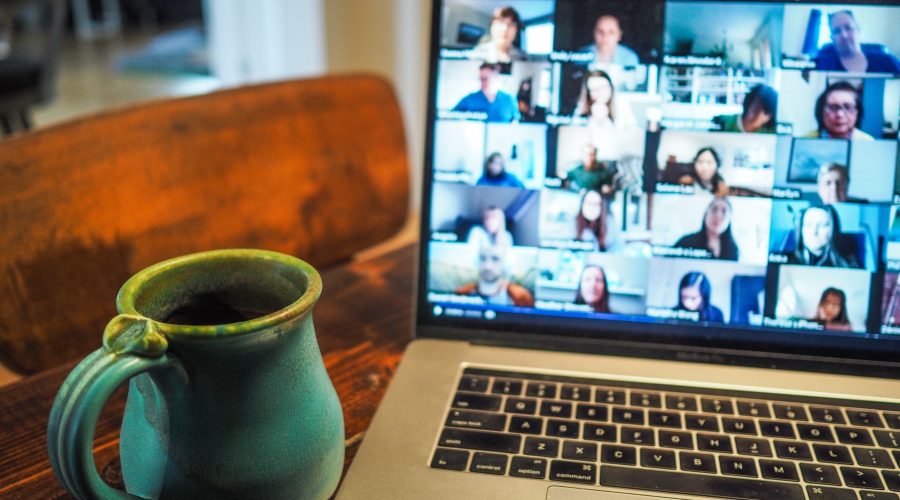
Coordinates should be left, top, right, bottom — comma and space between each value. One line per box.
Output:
656, 183, 695, 195
663, 54, 723, 67
653, 246, 711, 259
647, 307, 700, 321
782, 58, 816, 70
880, 325, 900, 335
550, 51, 594, 63
541, 239, 596, 251
772, 187, 801, 199
438, 110, 488, 121
763, 317, 824, 330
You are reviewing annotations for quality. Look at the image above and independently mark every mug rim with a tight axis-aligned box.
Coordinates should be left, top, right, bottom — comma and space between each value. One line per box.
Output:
116, 249, 322, 338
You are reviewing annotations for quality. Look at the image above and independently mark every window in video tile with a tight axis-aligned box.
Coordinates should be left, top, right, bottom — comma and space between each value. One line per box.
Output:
430, 183, 541, 248
768, 265, 871, 334
781, 3, 900, 73
773, 136, 897, 204
768, 200, 890, 272
552, 0, 664, 65
652, 130, 776, 197
663, 1, 784, 69
777, 72, 899, 139
440, 0, 556, 63
534, 249, 650, 316
645, 257, 766, 326
427, 241, 539, 309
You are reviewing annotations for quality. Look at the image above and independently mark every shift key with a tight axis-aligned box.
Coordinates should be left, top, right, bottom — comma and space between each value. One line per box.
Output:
439, 428, 521, 453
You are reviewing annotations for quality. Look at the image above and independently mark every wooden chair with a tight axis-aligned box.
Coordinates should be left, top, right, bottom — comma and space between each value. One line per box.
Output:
0, 75, 410, 374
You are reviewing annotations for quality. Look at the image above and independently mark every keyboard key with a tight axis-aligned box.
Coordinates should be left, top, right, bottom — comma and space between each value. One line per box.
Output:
874, 430, 900, 449
759, 459, 799, 481
612, 407, 645, 425
658, 430, 693, 449
836, 426, 874, 445
854, 447, 896, 468
430, 448, 469, 471
884, 470, 900, 491
773, 404, 808, 421
491, 379, 522, 396
595, 388, 625, 405
666, 394, 697, 412
439, 428, 521, 454
523, 437, 559, 458
680, 452, 717, 473
509, 416, 542, 435
697, 433, 732, 453
773, 440, 812, 461
759, 420, 795, 438
806, 485, 857, 500
540, 401, 572, 418
859, 491, 900, 500
685, 414, 719, 432
894, 450, 900, 466
549, 460, 596, 484
560, 385, 591, 401
886, 413, 900, 429
457, 375, 488, 393
797, 423, 834, 442
813, 444, 854, 464
648, 411, 681, 428
630, 391, 661, 408
575, 404, 608, 422
700, 397, 734, 415
841, 466, 885, 489
504, 398, 537, 415
445, 410, 506, 431
735, 437, 772, 457
640, 448, 676, 469
620, 426, 655, 446
601, 444, 637, 465
599, 466, 804, 500
736, 400, 770, 418
583, 423, 616, 442
810, 406, 846, 424
546, 419, 579, 438
469, 452, 508, 475
451, 393, 501, 412
722, 417, 756, 435
800, 463, 841, 485
526, 381, 556, 399
719, 455, 757, 478
848, 410, 884, 428
509, 456, 546, 480
562, 441, 598, 462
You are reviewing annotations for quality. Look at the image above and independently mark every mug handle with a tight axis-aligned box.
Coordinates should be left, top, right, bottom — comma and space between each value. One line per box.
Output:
47, 314, 181, 500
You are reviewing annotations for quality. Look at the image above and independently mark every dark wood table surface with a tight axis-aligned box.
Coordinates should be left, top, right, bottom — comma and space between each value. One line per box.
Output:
0, 244, 416, 499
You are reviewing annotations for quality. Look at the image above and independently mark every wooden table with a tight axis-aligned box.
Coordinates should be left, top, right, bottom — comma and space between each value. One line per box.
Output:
0, 244, 416, 498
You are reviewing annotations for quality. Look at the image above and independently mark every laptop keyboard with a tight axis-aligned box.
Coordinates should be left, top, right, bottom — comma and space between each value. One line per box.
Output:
429, 367, 900, 500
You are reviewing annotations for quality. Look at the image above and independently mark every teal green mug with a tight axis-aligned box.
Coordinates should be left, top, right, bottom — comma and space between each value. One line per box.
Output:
47, 249, 344, 499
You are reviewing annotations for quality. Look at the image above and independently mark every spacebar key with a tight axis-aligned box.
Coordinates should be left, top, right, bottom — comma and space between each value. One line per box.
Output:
600, 466, 805, 500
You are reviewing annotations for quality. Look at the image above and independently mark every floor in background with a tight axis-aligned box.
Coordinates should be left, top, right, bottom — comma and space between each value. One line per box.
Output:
33, 29, 219, 129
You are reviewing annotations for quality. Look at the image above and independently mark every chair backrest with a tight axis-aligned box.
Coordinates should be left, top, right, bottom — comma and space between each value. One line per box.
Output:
0, 75, 409, 374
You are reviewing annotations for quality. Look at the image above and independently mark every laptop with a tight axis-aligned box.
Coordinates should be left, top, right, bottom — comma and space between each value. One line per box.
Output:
340, 0, 900, 498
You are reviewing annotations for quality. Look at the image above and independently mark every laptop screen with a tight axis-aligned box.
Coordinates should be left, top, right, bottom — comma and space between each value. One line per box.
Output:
418, 0, 900, 364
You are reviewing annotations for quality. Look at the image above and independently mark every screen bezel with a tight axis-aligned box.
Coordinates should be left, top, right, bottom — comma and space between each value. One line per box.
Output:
415, 0, 900, 378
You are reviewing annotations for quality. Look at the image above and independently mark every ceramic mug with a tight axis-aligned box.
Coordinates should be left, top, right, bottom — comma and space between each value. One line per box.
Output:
47, 249, 344, 499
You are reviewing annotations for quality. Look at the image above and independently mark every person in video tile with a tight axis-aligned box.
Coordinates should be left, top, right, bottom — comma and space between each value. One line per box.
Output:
814, 10, 900, 74
816, 162, 866, 204
564, 144, 615, 193
455, 243, 534, 307
574, 265, 611, 313
581, 15, 639, 66
678, 147, 729, 196
467, 205, 514, 249
788, 205, 862, 268
810, 287, 853, 331
805, 81, 873, 141
674, 197, 740, 261
675, 272, 724, 323
575, 190, 608, 251
453, 63, 521, 122
712, 85, 778, 134
471, 6, 526, 64
574, 69, 636, 129
476, 152, 524, 188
